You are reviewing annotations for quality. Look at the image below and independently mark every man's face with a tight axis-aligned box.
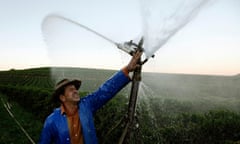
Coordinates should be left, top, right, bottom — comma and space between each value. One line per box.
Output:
60, 84, 80, 104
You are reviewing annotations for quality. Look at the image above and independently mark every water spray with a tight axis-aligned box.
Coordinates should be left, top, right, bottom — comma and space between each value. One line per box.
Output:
43, 15, 154, 64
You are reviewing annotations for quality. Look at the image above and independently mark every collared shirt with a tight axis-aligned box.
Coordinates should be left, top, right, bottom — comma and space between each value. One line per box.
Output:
61, 105, 84, 144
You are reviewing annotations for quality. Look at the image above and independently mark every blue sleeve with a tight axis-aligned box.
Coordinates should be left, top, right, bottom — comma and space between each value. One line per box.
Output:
39, 118, 54, 144
83, 70, 130, 113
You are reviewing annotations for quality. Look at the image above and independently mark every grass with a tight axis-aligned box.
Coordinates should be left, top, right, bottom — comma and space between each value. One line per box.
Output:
0, 93, 42, 143
0, 67, 240, 143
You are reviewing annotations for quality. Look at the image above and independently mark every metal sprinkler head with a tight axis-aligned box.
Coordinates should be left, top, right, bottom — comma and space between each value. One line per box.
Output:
116, 37, 154, 65
116, 40, 138, 56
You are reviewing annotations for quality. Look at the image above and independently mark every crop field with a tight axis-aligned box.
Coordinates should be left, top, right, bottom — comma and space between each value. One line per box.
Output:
0, 67, 240, 143
142, 72, 240, 112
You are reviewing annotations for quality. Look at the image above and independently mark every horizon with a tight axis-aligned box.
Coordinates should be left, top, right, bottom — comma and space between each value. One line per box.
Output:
1, 66, 239, 77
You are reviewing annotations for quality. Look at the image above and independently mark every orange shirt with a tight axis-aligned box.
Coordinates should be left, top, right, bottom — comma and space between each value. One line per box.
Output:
122, 66, 130, 78
61, 105, 84, 144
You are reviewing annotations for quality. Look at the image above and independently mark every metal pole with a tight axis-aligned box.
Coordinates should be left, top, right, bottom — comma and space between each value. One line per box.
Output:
119, 38, 143, 144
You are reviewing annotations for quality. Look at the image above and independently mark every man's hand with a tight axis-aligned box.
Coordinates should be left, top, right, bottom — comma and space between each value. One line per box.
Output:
126, 51, 143, 72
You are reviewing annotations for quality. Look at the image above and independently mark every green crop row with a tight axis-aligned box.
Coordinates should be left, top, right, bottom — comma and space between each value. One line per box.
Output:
1, 67, 240, 143
1, 83, 240, 143
138, 106, 240, 144
0, 68, 53, 89
0, 84, 54, 121
0, 93, 43, 143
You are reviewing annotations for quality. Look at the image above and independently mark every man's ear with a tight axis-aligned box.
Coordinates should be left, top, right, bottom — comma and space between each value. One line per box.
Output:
59, 94, 65, 102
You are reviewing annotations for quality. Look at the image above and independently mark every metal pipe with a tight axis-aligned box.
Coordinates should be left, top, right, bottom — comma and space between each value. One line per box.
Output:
119, 38, 143, 144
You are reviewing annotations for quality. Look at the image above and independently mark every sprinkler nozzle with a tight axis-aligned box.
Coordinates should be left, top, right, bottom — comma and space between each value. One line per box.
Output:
116, 40, 138, 56
116, 37, 153, 65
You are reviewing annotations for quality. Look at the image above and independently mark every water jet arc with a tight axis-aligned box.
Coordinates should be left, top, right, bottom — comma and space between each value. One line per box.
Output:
42, 14, 137, 55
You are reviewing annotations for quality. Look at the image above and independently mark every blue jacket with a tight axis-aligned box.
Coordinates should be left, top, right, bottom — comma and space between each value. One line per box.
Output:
39, 70, 130, 144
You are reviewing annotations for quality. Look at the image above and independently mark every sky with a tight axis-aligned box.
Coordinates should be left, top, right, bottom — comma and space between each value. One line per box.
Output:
0, 0, 239, 76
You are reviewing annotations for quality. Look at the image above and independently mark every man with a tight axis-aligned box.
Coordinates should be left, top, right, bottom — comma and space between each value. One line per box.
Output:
39, 51, 142, 144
